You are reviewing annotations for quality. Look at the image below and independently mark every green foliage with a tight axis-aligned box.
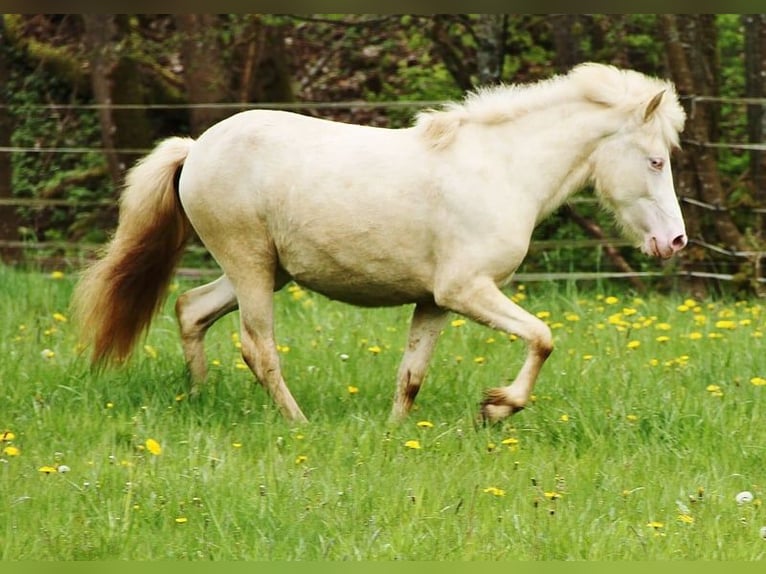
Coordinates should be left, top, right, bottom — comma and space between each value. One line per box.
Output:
1, 267, 765, 559
6, 45, 110, 244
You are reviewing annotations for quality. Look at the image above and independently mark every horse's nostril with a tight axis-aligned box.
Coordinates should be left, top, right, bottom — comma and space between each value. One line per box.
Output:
672, 234, 687, 251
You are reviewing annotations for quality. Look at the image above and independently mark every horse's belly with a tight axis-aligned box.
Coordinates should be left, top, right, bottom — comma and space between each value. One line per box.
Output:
296, 276, 433, 307
279, 244, 434, 307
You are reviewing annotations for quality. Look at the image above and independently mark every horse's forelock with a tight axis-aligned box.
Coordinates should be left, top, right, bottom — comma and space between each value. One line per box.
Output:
572, 63, 685, 148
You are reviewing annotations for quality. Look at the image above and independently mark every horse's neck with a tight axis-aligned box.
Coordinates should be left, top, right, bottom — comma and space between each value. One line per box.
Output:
516, 102, 618, 223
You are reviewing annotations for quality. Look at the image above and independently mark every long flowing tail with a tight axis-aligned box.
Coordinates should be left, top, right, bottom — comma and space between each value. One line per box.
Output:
72, 136, 195, 365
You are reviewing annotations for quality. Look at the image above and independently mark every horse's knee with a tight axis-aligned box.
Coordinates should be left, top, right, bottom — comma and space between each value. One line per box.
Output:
525, 317, 553, 358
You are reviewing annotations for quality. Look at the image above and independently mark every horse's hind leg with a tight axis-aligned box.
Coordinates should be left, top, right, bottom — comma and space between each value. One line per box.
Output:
390, 302, 448, 421
175, 275, 238, 390
235, 269, 307, 423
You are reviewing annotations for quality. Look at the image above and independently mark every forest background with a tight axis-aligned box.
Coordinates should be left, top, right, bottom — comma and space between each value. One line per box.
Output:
0, 14, 764, 295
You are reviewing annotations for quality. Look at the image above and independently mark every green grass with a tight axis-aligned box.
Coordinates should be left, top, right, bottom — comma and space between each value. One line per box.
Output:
1, 266, 765, 560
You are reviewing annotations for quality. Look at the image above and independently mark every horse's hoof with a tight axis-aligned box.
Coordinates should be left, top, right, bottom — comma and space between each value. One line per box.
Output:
479, 388, 525, 423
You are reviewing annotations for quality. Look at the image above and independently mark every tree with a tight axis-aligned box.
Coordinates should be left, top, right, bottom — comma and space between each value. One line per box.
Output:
660, 14, 760, 293
743, 14, 766, 241
0, 17, 19, 262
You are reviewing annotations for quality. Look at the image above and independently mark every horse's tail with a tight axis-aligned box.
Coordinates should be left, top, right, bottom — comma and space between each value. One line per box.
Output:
72, 136, 195, 366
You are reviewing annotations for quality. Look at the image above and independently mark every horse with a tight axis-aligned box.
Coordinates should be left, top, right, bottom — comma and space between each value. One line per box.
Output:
72, 62, 687, 423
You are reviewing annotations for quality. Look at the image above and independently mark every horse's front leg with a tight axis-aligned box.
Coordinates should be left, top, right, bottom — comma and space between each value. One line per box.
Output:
389, 301, 449, 422
435, 276, 553, 422
175, 275, 238, 391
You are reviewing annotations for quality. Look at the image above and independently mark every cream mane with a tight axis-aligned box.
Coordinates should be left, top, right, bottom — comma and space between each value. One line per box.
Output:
414, 62, 686, 150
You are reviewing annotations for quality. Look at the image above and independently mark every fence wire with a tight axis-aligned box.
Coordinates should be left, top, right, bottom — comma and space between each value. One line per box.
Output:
1, 97, 765, 283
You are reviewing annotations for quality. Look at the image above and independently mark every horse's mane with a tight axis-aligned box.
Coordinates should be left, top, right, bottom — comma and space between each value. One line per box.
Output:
414, 62, 686, 150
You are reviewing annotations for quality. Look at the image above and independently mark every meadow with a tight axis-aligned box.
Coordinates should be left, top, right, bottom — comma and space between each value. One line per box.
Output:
1, 265, 765, 560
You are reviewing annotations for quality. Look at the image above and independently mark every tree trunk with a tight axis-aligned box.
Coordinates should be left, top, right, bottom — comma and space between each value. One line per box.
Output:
82, 14, 122, 189
551, 14, 582, 72
0, 17, 19, 263
660, 14, 753, 291
744, 14, 766, 240
473, 14, 508, 85
175, 14, 231, 136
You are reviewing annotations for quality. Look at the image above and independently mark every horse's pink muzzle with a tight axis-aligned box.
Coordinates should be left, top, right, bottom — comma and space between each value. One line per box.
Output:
645, 233, 687, 259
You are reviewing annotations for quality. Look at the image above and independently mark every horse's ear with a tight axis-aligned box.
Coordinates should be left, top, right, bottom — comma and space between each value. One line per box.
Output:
644, 90, 665, 122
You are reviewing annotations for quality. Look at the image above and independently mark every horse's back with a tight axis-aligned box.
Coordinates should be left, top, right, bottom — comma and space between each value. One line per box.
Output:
178, 110, 443, 306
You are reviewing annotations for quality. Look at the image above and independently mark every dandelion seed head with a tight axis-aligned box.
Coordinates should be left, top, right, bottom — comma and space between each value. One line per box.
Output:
736, 491, 754, 504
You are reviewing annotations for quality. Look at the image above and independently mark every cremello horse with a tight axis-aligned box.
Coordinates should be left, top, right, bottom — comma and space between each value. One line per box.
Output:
72, 63, 687, 423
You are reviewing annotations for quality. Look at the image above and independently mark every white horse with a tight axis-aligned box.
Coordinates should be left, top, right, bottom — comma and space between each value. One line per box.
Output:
72, 63, 687, 423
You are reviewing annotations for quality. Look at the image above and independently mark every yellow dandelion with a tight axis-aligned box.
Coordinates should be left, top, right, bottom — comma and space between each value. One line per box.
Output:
50, 270, 65, 279
678, 514, 694, 524
416, 420, 434, 428
715, 320, 736, 330
347, 385, 359, 394
582, 354, 593, 360
536, 310, 551, 319
544, 491, 562, 500
604, 296, 619, 305
145, 438, 162, 456
3, 445, 20, 456
565, 312, 580, 322
38, 465, 57, 474
404, 440, 421, 450
559, 414, 570, 423
451, 318, 466, 327
626, 414, 638, 422
175, 517, 188, 524
277, 344, 290, 353
750, 377, 766, 387
705, 384, 724, 397
687, 332, 703, 340
627, 340, 641, 350
483, 486, 506, 497
646, 520, 664, 529
367, 345, 382, 354
501, 437, 519, 445
143, 345, 158, 359
232, 442, 242, 448
473, 356, 486, 364
52, 312, 67, 323
655, 322, 671, 331
295, 455, 308, 464
1, 430, 16, 441
622, 307, 637, 316
656, 336, 670, 343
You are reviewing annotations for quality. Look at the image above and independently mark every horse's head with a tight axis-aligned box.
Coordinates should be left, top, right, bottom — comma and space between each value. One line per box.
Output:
591, 87, 687, 259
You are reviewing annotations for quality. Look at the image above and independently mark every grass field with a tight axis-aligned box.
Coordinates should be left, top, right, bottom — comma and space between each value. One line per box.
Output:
1, 265, 765, 560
